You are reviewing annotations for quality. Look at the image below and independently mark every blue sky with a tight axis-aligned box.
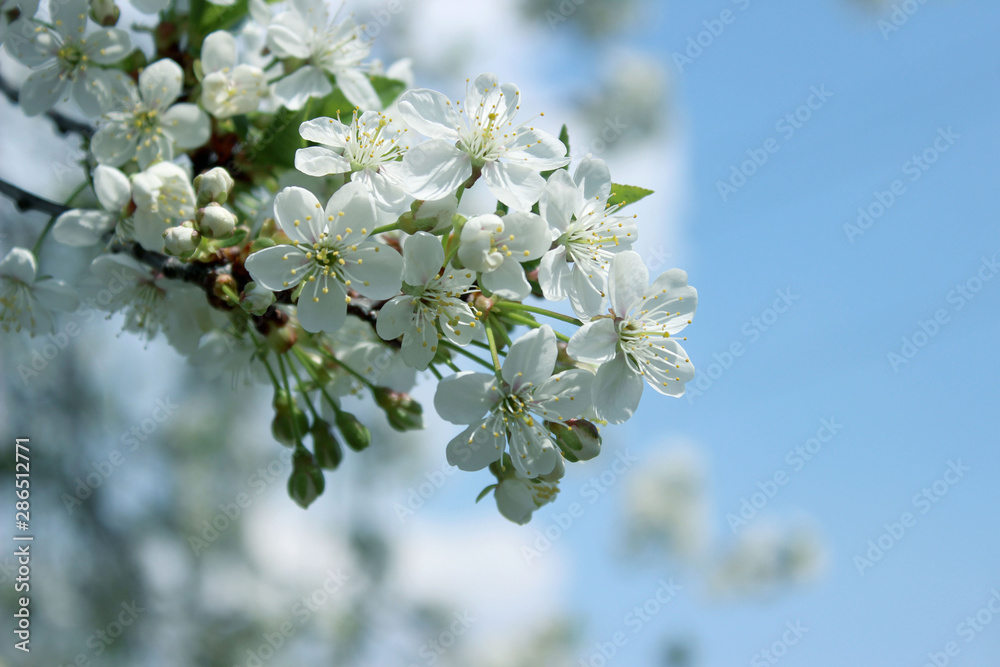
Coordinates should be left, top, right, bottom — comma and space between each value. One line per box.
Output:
526, 1, 1000, 665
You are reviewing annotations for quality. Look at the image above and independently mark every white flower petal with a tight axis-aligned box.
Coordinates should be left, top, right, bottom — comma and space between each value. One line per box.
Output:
52, 209, 116, 246
244, 245, 310, 291
532, 368, 594, 422
161, 103, 211, 149
507, 419, 558, 478
538, 246, 571, 302
481, 160, 546, 212
481, 258, 530, 301
201, 30, 237, 73
397, 140, 470, 201
399, 311, 438, 370
273, 65, 331, 110
402, 231, 444, 286
502, 325, 556, 393
266, 12, 311, 59
294, 145, 351, 177
32, 279, 78, 312
341, 241, 403, 300
335, 68, 380, 110
500, 211, 550, 261
608, 250, 649, 317
434, 371, 498, 424
574, 155, 612, 202
324, 182, 379, 240
18, 65, 69, 116
495, 479, 537, 525
273, 186, 324, 243
0, 247, 37, 283
296, 276, 347, 333
643, 268, 697, 332
139, 58, 183, 110
396, 88, 461, 141
93, 165, 131, 212
539, 169, 580, 234
445, 418, 504, 472
505, 127, 570, 171
375, 296, 414, 341
298, 116, 348, 147
567, 318, 618, 364
85, 28, 132, 65
593, 354, 644, 424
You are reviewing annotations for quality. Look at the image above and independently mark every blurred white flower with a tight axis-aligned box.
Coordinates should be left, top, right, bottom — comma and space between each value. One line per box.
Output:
0, 247, 78, 335
200, 30, 267, 118
709, 520, 827, 598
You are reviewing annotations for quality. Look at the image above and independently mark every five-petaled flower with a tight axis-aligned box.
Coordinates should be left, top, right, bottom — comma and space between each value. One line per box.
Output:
244, 183, 403, 333
568, 251, 697, 424
435, 325, 593, 479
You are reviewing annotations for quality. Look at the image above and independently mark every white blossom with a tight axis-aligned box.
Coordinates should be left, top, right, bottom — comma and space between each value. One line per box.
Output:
53, 164, 134, 246
266, 0, 379, 111
568, 251, 696, 424
130, 161, 198, 253
538, 155, 637, 318
200, 30, 267, 118
395, 72, 569, 211
91, 58, 211, 169
4, 0, 131, 116
243, 183, 403, 333
435, 325, 592, 479
375, 231, 478, 370
0, 247, 78, 335
295, 111, 411, 221
458, 212, 549, 301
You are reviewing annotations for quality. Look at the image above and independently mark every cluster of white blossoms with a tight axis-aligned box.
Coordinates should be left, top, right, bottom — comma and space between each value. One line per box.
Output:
0, 0, 697, 522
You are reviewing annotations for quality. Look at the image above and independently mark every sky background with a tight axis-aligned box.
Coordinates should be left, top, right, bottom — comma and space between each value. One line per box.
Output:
2, 1, 999, 666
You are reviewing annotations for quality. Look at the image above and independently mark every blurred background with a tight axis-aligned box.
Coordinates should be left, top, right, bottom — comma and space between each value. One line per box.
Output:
2, 0, 999, 665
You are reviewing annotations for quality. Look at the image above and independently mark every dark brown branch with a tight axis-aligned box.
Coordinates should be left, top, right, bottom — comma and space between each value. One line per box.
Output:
0, 177, 70, 217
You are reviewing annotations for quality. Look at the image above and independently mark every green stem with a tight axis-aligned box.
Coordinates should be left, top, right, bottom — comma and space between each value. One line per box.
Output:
501, 311, 571, 343
499, 301, 581, 326
485, 323, 503, 377
370, 221, 401, 236
32, 181, 88, 258
428, 364, 443, 380
275, 352, 303, 445
469, 338, 506, 357
441, 340, 495, 371
286, 359, 321, 421
292, 347, 343, 417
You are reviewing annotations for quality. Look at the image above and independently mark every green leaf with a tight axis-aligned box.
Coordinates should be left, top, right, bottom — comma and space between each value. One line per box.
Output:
211, 228, 248, 249
191, 0, 249, 37
609, 183, 654, 209
475, 484, 498, 503
370, 76, 407, 108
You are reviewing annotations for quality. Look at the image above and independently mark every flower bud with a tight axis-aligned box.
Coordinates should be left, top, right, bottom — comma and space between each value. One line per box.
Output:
194, 167, 235, 205
272, 389, 309, 447
547, 419, 602, 462
198, 203, 237, 238
163, 225, 200, 256
310, 419, 343, 470
335, 409, 371, 452
89, 0, 119, 26
373, 387, 423, 432
212, 273, 238, 303
288, 447, 325, 508
240, 281, 275, 316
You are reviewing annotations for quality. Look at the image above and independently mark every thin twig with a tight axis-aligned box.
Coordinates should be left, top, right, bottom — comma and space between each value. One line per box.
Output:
0, 177, 70, 217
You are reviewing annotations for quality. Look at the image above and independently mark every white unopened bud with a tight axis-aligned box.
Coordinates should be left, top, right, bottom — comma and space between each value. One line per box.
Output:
194, 167, 235, 205
163, 225, 201, 256
89, 0, 119, 25
240, 281, 275, 316
198, 204, 237, 238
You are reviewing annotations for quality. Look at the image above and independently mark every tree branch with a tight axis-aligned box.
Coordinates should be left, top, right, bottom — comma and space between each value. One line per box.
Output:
0, 67, 95, 138
0, 177, 70, 217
